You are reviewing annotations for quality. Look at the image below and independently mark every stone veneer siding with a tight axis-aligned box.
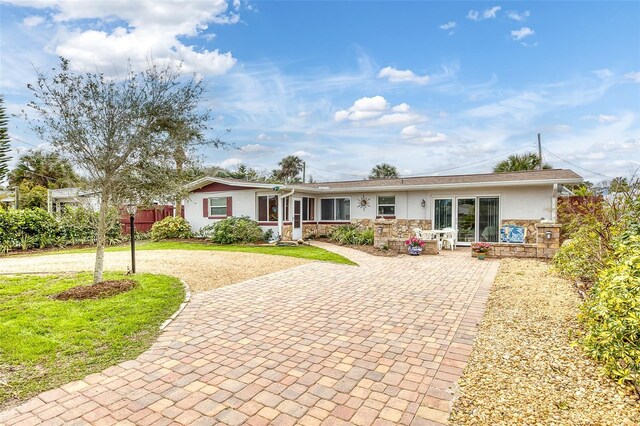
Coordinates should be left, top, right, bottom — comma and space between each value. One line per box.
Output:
500, 219, 539, 244
472, 223, 562, 259
372, 219, 432, 249
387, 238, 439, 255
281, 219, 431, 243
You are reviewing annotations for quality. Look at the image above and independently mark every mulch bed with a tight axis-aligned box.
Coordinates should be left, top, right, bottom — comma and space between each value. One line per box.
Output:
53, 279, 137, 300
450, 259, 639, 425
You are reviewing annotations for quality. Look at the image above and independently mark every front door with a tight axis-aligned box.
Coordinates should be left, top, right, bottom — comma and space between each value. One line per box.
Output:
292, 198, 302, 240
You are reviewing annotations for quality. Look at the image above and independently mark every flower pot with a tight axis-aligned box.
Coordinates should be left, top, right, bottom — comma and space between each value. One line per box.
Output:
408, 246, 423, 256
477, 253, 486, 260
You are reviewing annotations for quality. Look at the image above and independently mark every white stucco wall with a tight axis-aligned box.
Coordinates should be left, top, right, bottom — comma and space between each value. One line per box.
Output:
184, 189, 259, 232
404, 185, 555, 221
184, 184, 555, 234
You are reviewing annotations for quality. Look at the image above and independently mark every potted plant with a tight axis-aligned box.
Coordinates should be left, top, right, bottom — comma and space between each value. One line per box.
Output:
471, 242, 492, 260
405, 236, 425, 255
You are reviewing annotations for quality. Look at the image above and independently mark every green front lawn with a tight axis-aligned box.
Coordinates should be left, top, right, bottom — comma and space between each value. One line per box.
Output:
24, 240, 357, 266
0, 272, 184, 408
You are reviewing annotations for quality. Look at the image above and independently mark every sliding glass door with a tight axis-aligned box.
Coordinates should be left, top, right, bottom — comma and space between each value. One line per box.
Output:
478, 197, 500, 242
433, 196, 500, 244
457, 198, 476, 243
434, 199, 453, 229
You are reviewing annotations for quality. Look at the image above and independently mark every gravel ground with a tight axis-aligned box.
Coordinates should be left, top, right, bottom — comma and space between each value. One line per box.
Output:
0, 250, 309, 292
450, 258, 639, 425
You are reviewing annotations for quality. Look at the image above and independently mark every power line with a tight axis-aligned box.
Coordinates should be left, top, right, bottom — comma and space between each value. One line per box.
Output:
402, 144, 536, 177
542, 148, 613, 179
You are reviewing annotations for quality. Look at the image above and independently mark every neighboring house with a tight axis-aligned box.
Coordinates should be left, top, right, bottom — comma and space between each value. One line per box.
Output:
183, 169, 582, 245
47, 188, 100, 213
0, 189, 15, 209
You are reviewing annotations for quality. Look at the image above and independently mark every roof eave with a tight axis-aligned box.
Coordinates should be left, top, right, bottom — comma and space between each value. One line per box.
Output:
185, 177, 285, 192
291, 177, 584, 193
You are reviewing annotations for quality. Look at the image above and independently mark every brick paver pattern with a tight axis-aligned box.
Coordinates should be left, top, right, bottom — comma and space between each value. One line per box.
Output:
0, 243, 498, 426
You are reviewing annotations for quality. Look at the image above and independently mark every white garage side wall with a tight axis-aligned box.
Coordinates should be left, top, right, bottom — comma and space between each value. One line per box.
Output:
404, 185, 555, 221
184, 189, 258, 233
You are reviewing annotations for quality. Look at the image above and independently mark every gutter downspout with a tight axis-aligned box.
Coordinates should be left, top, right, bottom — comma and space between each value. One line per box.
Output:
278, 189, 295, 238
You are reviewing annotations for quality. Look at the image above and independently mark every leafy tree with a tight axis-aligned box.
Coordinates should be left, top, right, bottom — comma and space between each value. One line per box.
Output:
272, 155, 304, 183
18, 183, 47, 209
218, 164, 266, 181
8, 149, 79, 189
0, 96, 10, 185
369, 163, 399, 179
493, 152, 552, 172
26, 57, 217, 284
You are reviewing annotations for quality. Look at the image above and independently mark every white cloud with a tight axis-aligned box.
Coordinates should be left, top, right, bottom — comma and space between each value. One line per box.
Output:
507, 10, 530, 21
292, 150, 311, 158
439, 21, 456, 30
400, 125, 447, 144
467, 6, 501, 21
581, 114, 619, 123
391, 103, 410, 113
624, 71, 640, 82
594, 69, 614, 79
240, 143, 271, 152
335, 97, 424, 127
219, 157, 243, 168
377, 66, 430, 84
23, 15, 45, 27
14, 0, 239, 75
256, 133, 271, 140
335, 96, 389, 122
511, 27, 535, 40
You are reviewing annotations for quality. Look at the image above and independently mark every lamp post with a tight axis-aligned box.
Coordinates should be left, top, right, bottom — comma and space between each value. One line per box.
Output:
126, 203, 137, 274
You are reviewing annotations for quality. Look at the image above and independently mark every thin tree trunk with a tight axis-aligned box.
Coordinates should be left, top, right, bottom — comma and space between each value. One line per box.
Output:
93, 194, 109, 284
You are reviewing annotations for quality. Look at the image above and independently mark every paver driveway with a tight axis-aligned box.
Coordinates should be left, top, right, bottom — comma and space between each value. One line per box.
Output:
0, 243, 498, 426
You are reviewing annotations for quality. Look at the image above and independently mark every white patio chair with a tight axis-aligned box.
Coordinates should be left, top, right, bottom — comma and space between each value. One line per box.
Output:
441, 227, 457, 250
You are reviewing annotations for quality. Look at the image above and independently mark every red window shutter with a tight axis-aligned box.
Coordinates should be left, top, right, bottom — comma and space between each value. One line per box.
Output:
226, 196, 233, 217
258, 196, 267, 221
203, 198, 209, 217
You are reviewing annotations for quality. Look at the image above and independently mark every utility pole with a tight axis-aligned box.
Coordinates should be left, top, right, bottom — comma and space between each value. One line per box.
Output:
537, 133, 542, 170
302, 161, 306, 182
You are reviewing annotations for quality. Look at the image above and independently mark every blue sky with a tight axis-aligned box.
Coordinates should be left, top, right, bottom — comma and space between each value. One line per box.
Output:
1, 1, 639, 182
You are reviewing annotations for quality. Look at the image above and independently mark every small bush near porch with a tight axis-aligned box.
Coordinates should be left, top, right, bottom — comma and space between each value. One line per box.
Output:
0, 272, 184, 408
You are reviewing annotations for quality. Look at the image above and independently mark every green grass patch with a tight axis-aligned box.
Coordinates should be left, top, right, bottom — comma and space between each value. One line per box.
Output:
16, 240, 357, 266
0, 272, 184, 408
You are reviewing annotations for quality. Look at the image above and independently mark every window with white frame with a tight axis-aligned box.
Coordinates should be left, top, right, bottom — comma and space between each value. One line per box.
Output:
320, 197, 350, 221
377, 195, 395, 216
209, 197, 227, 216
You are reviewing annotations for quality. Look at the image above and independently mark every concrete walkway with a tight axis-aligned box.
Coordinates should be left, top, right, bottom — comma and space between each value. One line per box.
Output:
0, 244, 498, 426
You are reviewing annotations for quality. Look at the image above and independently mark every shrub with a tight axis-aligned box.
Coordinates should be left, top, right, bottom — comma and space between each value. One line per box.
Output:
203, 216, 264, 244
149, 216, 193, 241
553, 226, 606, 284
329, 225, 374, 245
0, 207, 58, 251
58, 206, 121, 246
579, 234, 640, 395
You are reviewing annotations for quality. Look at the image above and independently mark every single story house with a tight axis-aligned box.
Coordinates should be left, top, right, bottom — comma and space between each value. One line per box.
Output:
182, 169, 582, 247
47, 188, 100, 214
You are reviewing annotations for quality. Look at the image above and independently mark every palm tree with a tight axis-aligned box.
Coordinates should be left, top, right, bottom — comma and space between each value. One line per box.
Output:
493, 152, 552, 173
369, 163, 399, 179
8, 149, 79, 189
272, 155, 304, 182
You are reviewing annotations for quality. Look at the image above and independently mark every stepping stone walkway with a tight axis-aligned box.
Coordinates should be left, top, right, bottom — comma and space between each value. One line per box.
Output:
0, 243, 498, 425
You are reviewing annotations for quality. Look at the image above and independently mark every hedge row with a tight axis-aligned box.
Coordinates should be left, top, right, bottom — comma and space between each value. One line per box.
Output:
0, 207, 122, 253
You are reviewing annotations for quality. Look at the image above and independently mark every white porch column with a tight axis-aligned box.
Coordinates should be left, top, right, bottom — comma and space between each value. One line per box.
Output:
277, 195, 283, 238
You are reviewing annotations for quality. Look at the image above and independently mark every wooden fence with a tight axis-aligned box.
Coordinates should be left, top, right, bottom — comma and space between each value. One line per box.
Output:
120, 205, 184, 233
